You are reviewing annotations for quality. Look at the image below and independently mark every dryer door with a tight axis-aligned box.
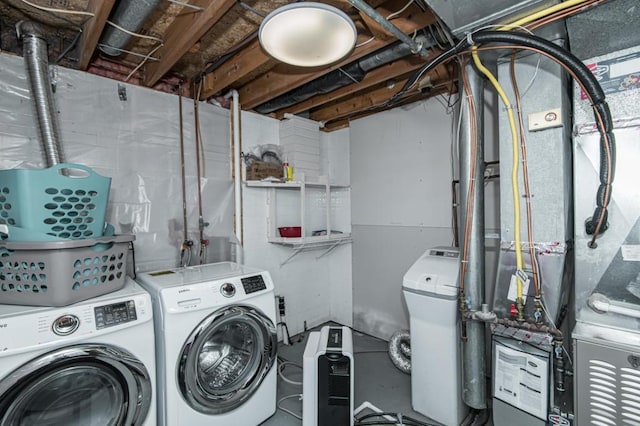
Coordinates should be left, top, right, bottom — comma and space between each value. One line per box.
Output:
0, 344, 152, 426
177, 304, 277, 414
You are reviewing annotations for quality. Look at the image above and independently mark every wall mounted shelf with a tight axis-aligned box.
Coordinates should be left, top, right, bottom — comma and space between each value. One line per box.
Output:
245, 179, 351, 265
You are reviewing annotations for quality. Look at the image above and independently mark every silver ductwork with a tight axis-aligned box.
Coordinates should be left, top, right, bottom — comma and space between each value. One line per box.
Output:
99, 0, 162, 56
422, 0, 557, 37
458, 62, 486, 410
17, 21, 65, 167
388, 329, 411, 374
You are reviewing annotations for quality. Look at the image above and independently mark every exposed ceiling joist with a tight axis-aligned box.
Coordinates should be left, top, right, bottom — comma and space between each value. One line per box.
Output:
201, 37, 268, 99
78, 0, 116, 70
272, 55, 444, 118
143, 0, 236, 86
323, 85, 451, 131
237, 3, 436, 109
0, 0, 462, 130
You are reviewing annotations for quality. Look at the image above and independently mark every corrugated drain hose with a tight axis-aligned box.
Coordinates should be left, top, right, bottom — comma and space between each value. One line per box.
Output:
388, 329, 411, 374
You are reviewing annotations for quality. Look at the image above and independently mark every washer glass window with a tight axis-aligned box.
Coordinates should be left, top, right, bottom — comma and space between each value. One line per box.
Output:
0, 345, 151, 426
178, 305, 277, 414
3, 365, 125, 425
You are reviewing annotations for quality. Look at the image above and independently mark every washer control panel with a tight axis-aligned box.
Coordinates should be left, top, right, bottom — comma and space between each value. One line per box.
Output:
241, 275, 267, 294
94, 300, 137, 329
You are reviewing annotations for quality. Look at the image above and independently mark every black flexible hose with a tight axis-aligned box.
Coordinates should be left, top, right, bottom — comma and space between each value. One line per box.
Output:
401, 30, 615, 247
467, 31, 615, 245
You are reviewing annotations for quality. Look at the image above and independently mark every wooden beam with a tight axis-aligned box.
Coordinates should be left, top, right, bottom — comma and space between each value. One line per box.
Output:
78, 0, 117, 70
310, 77, 411, 123
201, 38, 269, 99
238, 5, 435, 109
273, 58, 449, 118
322, 85, 452, 131
143, 0, 236, 87
310, 70, 450, 123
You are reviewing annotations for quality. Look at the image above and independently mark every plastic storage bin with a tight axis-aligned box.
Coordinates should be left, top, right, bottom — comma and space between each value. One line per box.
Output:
0, 163, 111, 239
0, 234, 134, 306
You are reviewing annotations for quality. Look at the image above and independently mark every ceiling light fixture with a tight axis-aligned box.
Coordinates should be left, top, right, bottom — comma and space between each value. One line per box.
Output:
259, 2, 357, 67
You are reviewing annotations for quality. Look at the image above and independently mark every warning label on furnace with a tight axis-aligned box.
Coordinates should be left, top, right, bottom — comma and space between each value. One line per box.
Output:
494, 343, 549, 420
582, 50, 640, 99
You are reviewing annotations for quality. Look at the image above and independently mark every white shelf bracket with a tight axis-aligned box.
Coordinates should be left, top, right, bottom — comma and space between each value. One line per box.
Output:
280, 246, 304, 267
316, 240, 342, 260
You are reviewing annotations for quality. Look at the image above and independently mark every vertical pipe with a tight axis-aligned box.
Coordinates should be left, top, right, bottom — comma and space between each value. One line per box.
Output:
459, 62, 487, 409
231, 90, 243, 264
18, 21, 65, 166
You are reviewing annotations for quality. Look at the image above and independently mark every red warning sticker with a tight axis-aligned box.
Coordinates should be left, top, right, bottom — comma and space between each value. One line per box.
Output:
581, 50, 640, 100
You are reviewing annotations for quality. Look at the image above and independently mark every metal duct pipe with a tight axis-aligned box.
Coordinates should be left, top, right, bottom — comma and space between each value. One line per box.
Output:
99, 0, 162, 56
388, 329, 411, 374
458, 62, 486, 409
347, 0, 430, 57
17, 21, 65, 167
255, 35, 434, 114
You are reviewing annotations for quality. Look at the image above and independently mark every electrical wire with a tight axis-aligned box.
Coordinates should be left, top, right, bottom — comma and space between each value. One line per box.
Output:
277, 394, 303, 420
509, 51, 540, 300
355, 412, 439, 426
393, 29, 614, 252
503, 0, 591, 29
385, 0, 416, 20
105, 20, 164, 44
125, 42, 163, 81
356, 0, 418, 49
277, 357, 303, 386
19, 0, 93, 16
471, 43, 526, 304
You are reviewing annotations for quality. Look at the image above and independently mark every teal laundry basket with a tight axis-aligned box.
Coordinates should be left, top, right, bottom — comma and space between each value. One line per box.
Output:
0, 163, 111, 239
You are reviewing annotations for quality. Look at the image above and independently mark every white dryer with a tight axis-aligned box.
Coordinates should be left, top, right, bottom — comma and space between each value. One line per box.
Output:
0, 278, 156, 425
136, 261, 278, 426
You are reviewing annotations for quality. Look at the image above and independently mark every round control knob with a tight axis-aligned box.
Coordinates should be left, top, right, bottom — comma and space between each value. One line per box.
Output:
220, 283, 236, 298
52, 314, 80, 336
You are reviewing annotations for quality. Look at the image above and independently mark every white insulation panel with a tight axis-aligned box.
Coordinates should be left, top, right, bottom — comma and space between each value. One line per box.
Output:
0, 52, 233, 272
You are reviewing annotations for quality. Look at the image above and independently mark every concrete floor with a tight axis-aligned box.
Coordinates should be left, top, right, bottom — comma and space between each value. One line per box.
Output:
260, 323, 440, 426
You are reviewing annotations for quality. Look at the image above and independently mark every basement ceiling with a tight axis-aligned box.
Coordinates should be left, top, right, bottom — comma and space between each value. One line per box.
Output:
0, 0, 455, 130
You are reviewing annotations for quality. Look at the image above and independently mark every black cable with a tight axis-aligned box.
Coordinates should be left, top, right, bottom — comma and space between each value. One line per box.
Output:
355, 411, 439, 426
465, 31, 615, 246
397, 30, 615, 248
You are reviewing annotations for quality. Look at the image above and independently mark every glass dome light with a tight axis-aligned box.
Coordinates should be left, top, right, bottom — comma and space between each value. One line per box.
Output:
259, 2, 357, 67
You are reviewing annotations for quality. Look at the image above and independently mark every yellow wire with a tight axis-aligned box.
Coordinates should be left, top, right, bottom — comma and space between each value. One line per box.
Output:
501, 0, 590, 30
466, 0, 591, 300
470, 47, 524, 298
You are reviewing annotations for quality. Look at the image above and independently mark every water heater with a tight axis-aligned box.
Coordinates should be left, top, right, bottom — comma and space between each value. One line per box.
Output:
303, 326, 354, 426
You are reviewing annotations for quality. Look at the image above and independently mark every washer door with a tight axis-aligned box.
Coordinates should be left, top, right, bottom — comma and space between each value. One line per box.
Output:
177, 305, 277, 414
0, 344, 152, 426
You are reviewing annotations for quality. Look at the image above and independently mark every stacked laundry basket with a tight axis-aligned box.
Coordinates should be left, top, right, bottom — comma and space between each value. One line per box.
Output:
0, 163, 134, 306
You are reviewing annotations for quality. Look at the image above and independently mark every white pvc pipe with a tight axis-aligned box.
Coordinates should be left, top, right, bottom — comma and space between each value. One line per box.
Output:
231, 90, 243, 264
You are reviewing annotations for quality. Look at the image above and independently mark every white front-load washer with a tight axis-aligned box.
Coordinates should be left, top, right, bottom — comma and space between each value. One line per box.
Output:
136, 261, 278, 426
0, 278, 156, 426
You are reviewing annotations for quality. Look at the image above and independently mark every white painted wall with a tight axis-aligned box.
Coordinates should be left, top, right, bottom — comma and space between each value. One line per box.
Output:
350, 99, 456, 339
240, 114, 352, 336
350, 92, 501, 341
0, 52, 232, 272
